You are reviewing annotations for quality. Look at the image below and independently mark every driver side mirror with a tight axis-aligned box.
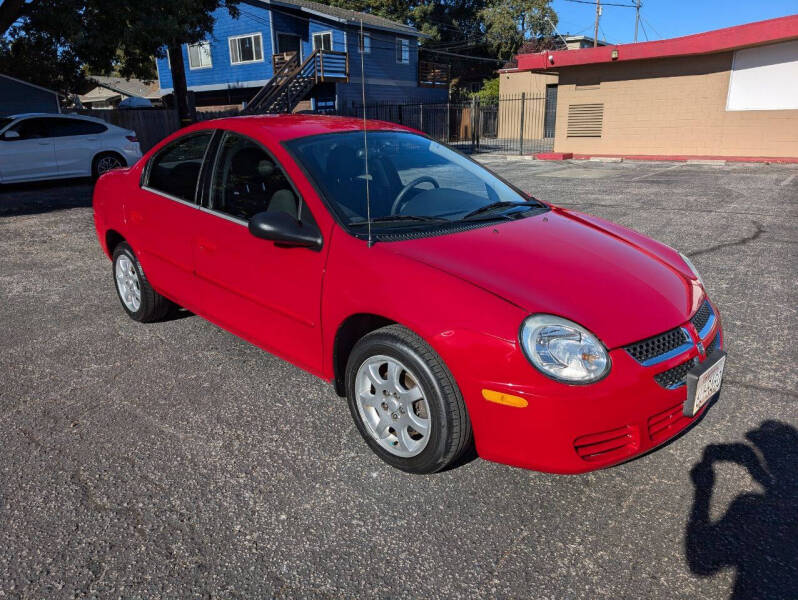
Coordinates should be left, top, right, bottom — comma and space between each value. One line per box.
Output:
248, 211, 322, 250
2, 130, 20, 140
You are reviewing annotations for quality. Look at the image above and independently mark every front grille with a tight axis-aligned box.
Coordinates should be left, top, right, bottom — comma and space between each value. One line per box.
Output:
625, 327, 689, 364
706, 331, 721, 354
691, 301, 712, 334
574, 425, 639, 462
654, 357, 698, 389
648, 402, 692, 442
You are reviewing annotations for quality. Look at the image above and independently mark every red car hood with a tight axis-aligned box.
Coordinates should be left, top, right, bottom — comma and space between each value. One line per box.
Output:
386, 208, 700, 349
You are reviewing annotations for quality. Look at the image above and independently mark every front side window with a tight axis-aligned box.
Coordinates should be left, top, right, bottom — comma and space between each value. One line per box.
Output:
0, 117, 14, 132
229, 33, 263, 64
285, 131, 545, 236
396, 38, 409, 64
8, 117, 62, 140
188, 41, 213, 69
210, 131, 299, 222
312, 32, 333, 51
145, 131, 213, 202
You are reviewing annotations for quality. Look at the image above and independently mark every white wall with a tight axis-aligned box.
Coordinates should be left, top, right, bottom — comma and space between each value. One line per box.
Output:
727, 39, 798, 111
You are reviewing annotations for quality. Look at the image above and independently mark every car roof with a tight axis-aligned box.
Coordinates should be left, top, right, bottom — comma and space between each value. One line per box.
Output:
7, 112, 114, 126
193, 114, 417, 143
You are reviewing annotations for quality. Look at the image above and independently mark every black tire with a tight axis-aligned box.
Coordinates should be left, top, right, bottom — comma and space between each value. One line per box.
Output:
112, 242, 172, 322
345, 324, 473, 474
92, 152, 126, 180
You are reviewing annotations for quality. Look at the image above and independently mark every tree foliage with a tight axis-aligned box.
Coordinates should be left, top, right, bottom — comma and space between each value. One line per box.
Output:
0, 0, 238, 98
326, 0, 555, 61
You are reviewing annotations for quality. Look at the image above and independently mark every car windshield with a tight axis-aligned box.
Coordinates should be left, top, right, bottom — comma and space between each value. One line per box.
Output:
285, 131, 546, 233
0, 117, 13, 131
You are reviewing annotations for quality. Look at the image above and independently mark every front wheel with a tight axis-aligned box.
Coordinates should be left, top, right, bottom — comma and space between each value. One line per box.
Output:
345, 325, 472, 474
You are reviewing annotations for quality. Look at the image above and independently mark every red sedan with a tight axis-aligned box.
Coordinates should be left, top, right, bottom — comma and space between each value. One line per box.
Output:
92, 115, 725, 474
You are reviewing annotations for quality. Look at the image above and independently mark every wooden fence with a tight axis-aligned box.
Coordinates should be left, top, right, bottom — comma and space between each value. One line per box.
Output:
71, 108, 239, 152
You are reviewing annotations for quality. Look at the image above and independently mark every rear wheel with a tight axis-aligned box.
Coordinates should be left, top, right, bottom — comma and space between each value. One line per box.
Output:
345, 325, 472, 474
112, 242, 172, 322
93, 152, 125, 179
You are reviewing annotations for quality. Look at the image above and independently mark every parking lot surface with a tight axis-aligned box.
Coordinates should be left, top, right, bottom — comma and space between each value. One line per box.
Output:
1, 160, 796, 599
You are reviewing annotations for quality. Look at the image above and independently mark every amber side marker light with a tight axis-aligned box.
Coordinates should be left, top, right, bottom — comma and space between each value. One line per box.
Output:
482, 389, 529, 408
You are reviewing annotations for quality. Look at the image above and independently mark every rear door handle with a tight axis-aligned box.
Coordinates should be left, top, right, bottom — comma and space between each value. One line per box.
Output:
198, 239, 218, 253
38, 142, 50, 146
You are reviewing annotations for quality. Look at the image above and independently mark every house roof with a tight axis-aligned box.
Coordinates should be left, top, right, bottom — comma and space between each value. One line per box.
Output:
516, 14, 798, 71
262, 0, 420, 36
0, 74, 59, 96
89, 75, 160, 99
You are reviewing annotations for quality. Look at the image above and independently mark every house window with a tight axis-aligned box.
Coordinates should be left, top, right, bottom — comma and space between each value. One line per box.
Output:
187, 41, 212, 70
396, 38, 409, 64
313, 31, 333, 51
229, 33, 264, 65
359, 32, 371, 54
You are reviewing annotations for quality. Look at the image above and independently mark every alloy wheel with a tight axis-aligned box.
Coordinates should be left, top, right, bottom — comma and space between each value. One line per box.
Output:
354, 355, 432, 458
115, 255, 141, 312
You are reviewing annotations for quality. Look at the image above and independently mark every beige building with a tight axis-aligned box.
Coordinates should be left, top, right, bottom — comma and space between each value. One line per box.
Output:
514, 16, 798, 160
498, 36, 605, 139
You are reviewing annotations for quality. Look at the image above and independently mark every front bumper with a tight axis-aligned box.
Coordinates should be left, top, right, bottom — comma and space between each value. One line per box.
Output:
459, 302, 724, 474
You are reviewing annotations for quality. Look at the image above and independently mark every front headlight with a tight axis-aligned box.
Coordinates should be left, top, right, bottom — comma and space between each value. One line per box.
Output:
679, 252, 705, 288
520, 315, 610, 384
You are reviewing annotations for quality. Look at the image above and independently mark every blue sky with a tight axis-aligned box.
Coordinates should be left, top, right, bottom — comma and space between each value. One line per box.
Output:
550, 0, 798, 45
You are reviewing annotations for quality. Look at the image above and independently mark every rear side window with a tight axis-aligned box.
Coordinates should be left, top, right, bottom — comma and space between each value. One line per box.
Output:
145, 132, 213, 202
54, 118, 108, 136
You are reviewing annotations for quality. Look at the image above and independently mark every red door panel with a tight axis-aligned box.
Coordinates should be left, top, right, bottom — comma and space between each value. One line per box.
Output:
194, 210, 326, 375
128, 191, 202, 312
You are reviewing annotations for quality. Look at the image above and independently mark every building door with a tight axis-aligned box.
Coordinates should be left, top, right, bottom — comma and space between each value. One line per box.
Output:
276, 33, 301, 57
544, 84, 558, 138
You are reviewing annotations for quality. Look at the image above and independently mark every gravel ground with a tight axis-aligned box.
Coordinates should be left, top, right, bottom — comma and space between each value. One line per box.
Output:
0, 159, 796, 599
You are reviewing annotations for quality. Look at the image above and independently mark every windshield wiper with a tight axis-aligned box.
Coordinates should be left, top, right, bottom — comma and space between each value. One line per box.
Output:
461, 200, 542, 221
349, 215, 450, 227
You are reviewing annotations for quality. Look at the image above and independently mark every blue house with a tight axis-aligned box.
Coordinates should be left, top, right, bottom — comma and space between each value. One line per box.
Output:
155, 0, 451, 113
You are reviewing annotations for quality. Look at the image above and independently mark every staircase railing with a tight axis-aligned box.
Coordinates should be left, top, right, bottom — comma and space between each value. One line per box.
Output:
244, 50, 349, 115
243, 52, 301, 114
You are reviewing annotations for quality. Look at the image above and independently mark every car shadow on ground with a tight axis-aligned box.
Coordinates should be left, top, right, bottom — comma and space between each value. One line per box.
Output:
0, 178, 94, 217
685, 420, 798, 599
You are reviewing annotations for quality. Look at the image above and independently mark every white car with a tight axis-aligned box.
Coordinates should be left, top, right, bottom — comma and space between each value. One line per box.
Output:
0, 113, 142, 183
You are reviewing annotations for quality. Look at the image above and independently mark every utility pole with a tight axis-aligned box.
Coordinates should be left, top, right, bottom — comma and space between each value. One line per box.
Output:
593, 0, 601, 47
634, 0, 641, 42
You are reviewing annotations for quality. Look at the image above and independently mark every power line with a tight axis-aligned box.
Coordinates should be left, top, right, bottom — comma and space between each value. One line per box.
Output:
562, 0, 637, 8
641, 15, 664, 39
420, 48, 506, 63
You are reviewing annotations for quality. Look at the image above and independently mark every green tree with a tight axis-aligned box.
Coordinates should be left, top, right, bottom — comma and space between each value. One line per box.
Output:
480, 0, 557, 61
0, 0, 239, 124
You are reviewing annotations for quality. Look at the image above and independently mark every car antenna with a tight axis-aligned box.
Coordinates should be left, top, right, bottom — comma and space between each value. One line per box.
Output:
359, 18, 373, 247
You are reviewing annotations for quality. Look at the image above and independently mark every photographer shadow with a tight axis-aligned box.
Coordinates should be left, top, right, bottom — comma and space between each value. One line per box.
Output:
686, 420, 798, 599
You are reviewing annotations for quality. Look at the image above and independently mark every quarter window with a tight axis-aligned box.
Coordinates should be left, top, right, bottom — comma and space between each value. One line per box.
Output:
229, 33, 263, 64
210, 132, 299, 222
312, 32, 333, 51
396, 38, 409, 64
188, 41, 213, 69
145, 132, 213, 202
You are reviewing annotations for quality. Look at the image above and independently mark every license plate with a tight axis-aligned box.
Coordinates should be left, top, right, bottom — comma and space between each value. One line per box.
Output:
684, 351, 726, 417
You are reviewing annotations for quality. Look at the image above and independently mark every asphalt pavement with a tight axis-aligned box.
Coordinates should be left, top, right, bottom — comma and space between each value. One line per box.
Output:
0, 159, 796, 599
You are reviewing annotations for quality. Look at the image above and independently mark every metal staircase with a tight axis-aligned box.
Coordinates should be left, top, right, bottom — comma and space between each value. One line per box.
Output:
243, 50, 349, 115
